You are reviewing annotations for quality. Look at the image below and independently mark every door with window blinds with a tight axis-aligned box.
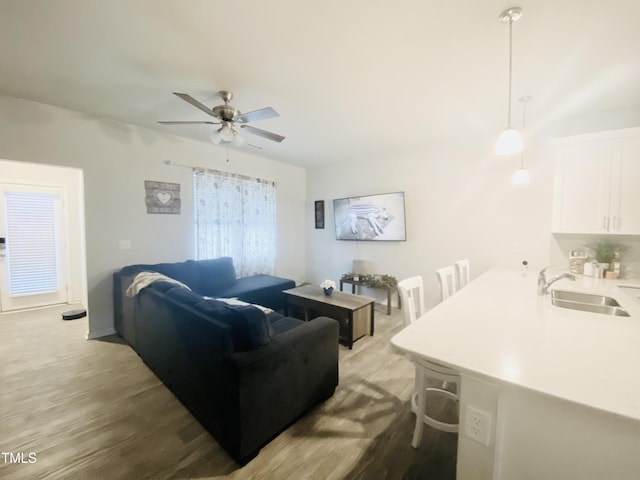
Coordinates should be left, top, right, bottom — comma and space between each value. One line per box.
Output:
0, 184, 69, 311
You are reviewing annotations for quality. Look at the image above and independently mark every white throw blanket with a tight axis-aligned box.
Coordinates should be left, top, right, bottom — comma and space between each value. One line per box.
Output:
205, 296, 273, 314
126, 272, 191, 297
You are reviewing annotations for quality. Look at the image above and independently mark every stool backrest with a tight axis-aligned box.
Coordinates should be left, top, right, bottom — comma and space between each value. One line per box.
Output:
397, 276, 425, 326
436, 266, 457, 302
454, 259, 471, 290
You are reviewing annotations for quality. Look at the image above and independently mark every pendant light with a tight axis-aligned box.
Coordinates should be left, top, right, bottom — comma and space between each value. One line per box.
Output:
512, 96, 531, 185
496, 7, 523, 156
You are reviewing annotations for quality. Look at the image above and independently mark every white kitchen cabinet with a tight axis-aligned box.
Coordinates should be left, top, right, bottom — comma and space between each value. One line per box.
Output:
611, 134, 640, 233
552, 127, 640, 234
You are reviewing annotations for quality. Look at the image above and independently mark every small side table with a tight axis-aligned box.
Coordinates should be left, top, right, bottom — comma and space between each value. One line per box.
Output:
339, 278, 401, 315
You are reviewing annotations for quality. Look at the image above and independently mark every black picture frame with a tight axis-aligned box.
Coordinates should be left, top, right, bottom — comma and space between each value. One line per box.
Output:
315, 200, 325, 229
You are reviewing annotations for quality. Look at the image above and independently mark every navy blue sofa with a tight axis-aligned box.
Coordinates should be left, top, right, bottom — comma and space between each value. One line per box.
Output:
113, 257, 296, 349
112, 258, 339, 465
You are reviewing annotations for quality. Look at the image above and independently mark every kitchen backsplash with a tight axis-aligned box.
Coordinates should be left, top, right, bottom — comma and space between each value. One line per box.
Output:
551, 235, 640, 279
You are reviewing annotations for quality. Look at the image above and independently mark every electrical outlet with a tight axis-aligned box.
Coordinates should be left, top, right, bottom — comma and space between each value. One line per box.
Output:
464, 405, 492, 446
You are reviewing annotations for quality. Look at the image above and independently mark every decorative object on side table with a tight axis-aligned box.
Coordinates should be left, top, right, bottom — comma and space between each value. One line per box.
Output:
320, 279, 336, 296
340, 273, 398, 288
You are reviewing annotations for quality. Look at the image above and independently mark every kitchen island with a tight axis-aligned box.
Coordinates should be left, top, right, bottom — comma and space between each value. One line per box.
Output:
391, 267, 640, 480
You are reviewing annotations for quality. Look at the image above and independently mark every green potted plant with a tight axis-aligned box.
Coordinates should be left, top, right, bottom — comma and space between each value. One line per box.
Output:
586, 239, 627, 267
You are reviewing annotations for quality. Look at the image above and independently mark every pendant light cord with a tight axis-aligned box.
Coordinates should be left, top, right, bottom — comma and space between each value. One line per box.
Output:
519, 103, 525, 168
519, 97, 529, 168
507, 18, 513, 127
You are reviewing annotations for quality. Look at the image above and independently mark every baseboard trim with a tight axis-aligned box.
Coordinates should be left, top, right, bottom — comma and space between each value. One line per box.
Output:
86, 327, 117, 340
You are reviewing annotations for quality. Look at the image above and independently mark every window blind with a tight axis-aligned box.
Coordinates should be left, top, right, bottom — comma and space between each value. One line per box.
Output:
5, 191, 59, 296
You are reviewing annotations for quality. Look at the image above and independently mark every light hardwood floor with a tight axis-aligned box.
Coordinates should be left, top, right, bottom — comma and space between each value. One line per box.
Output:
0, 303, 457, 480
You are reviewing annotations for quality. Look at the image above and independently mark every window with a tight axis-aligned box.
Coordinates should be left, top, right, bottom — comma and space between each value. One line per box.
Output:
5, 190, 59, 295
193, 169, 276, 277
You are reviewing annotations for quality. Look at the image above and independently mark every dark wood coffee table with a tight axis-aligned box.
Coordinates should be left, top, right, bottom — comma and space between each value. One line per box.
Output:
283, 285, 375, 349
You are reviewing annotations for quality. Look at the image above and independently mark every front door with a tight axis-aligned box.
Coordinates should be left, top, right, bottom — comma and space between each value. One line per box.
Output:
0, 183, 69, 311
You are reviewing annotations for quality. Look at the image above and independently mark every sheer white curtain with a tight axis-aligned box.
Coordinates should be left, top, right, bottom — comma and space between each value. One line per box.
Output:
193, 169, 276, 277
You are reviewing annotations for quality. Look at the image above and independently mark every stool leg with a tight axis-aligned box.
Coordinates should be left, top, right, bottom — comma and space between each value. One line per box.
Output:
412, 367, 426, 448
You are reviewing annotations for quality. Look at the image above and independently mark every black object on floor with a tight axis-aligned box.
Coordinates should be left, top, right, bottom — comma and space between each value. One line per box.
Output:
62, 309, 87, 320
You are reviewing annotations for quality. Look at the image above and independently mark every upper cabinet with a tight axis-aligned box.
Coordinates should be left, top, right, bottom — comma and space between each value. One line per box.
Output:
552, 128, 640, 234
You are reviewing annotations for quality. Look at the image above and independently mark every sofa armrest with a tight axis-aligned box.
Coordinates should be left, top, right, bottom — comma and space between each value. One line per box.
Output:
225, 316, 338, 370
223, 316, 339, 458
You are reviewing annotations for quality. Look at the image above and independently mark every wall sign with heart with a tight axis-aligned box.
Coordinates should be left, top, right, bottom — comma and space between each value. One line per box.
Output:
144, 180, 181, 214
156, 191, 173, 205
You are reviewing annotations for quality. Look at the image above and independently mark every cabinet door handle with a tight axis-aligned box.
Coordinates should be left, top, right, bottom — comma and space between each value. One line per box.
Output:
613, 216, 619, 231
603, 216, 610, 230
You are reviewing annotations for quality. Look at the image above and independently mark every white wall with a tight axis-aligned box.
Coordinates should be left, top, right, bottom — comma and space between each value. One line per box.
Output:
306, 140, 553, 308
306, 106, 640, 308
0, 95, 306, 338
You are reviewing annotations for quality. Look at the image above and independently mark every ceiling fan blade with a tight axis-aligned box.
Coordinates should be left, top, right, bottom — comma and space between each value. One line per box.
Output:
158, 121, 219, 125
240, 124, 285, 143
234, 106, 279, 124
173, 92, 215, 117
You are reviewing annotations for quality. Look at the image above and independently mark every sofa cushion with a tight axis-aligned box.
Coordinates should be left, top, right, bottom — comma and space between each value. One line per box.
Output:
269, 316, 304, 337
151, 280, 179, 293
215, 274, 296, 311
151, 260, 201, 288
266, 310, 284, 325
120, 260, 201, 290
196, 299, 272, 351
165, 285, 204, 307
194, 257, 238, 295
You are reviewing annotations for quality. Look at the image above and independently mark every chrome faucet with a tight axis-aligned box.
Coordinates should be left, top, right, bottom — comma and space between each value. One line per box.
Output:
537, 266, 576, 295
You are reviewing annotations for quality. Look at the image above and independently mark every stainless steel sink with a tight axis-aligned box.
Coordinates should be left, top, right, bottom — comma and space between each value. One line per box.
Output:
550, 290, 629, 317
551, 298, 630, 316
551, 290, 620, 306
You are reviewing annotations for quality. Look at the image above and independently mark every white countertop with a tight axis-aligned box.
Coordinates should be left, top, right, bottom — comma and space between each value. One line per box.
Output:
391, 268, 640, 421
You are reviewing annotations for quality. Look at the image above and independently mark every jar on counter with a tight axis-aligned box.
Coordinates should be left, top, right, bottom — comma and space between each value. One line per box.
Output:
583, 261, 595, 277
569, 250, 588, 274
594, 264, 605, 279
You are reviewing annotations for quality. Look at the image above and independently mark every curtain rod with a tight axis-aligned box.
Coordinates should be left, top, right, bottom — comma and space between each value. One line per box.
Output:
164, 160, 278, 185
164, 160, 195, 169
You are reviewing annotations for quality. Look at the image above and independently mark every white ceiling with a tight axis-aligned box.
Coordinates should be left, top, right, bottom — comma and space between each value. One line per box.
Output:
1, 0, 639, 168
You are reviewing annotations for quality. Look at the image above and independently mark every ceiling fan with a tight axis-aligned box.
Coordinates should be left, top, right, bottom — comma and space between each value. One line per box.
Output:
159, 90, 285, 146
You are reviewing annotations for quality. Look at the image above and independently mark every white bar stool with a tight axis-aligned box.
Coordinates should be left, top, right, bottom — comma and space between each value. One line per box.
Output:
397, 276, 460, 448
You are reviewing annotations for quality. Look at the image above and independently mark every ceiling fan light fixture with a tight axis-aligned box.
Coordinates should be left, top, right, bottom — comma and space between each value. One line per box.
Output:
209, 129, 223, 145
496, 6, 523, 156
232, 131, 245, 146
209, 123, 245, 146
220, 123, 234, 142
161, 91, 285, 145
